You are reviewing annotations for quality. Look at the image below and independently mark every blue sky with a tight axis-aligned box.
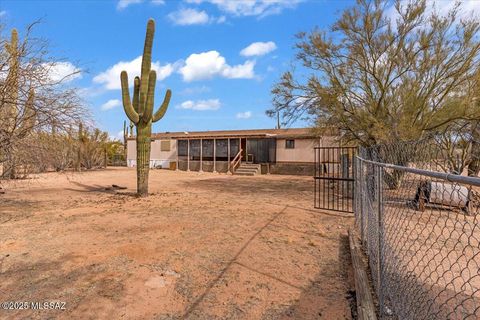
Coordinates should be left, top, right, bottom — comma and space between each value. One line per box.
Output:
1, 0, 353, 139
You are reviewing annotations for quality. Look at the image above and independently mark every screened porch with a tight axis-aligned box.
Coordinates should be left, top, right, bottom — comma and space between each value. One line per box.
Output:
176, 137, 276, 173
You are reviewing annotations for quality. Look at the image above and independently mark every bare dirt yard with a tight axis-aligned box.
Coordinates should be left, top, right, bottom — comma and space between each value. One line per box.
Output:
0, 167, 354, 320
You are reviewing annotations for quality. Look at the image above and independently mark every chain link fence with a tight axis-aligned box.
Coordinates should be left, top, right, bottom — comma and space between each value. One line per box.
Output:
354, 140, 480, 319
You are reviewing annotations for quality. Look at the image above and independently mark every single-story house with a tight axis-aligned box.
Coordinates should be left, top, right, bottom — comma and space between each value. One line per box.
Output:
126, 128, 340, 175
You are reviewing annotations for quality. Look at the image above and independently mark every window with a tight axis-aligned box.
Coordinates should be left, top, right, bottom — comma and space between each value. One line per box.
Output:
160, 140, 170, 151
285, 139, 295, 149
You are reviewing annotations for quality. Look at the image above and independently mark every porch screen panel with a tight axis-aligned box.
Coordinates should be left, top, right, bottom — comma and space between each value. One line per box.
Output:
216, 139, 228, 158
178, 140, 188, 156
268, 138, 276, 163
190, 139, 200, 160
229, 139, 239, 158
202, 139, 214, 160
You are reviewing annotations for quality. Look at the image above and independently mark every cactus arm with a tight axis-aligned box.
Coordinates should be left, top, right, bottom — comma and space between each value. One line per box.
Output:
143, 70, 156, 122
120, 71, 139, 124
152, 89, 171, 122
133, 76, 140, 114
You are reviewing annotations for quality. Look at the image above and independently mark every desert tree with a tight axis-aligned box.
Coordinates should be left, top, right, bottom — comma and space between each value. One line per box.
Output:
0, 21, 88, 178
269, 0, 480, 186
269, 0, 480, 145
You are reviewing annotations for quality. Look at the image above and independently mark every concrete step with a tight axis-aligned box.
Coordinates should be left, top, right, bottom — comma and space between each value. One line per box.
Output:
234, 164, 260, 176
237, 165, 260, 169
238, 165, 260, 169
234, 171, 256, 176
235, 169, 258, 174
239, 163, 260, 168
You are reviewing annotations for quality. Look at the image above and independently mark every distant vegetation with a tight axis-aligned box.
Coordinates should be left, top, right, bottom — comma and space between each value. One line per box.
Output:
0, 22, 121, 178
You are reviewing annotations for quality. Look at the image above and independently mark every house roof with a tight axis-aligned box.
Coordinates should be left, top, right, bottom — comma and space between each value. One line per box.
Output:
127, 128, 335, 140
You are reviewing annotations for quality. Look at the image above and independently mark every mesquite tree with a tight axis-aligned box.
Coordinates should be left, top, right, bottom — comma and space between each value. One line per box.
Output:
269, 0, 480, 187
121, 19, 171, 196
1, 29, 36, 178
0, 22, 87, 178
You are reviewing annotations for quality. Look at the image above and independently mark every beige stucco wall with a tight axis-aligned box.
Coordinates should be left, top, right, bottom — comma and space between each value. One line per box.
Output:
127, 140, 136, 162
150, 139, 177, 161
126, 139, 177, 168
276, 136, 339, 163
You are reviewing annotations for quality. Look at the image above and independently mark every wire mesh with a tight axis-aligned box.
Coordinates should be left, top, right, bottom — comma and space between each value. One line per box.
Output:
354, 139, 480, 319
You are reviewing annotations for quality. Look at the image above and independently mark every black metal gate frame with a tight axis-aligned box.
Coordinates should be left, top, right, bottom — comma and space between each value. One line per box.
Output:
314, 146, 357, 213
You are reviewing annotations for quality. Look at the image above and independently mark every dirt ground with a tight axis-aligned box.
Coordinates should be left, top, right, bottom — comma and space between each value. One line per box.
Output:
0, 167, 354, 320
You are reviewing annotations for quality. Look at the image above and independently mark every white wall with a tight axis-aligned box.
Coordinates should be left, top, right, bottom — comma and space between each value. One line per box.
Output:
126, 139, 177, 168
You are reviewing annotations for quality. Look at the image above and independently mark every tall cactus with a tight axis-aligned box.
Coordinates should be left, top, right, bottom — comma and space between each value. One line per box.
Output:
4, 29, 36, 136
2, 28, 36, 178
120, 19, 171, 196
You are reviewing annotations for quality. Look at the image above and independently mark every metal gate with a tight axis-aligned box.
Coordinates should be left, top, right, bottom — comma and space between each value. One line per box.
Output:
314, 147, 357, 213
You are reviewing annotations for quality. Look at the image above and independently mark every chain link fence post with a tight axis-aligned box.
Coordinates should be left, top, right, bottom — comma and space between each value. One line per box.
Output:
376, 165, 384, 318
359, 157, 365, 244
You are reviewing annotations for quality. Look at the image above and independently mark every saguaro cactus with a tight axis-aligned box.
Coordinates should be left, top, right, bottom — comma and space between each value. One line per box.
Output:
4, 29, 36, 135
120, 19, 171, 196
2, 28, 36, 178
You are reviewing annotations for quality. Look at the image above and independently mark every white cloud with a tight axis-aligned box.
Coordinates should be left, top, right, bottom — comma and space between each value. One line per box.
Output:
44, 62, 82, 83
167, 8, 226, 25
151, 0, 165, 4
179, 50, 255, 82
117, 0, 143, 10
427, 0, 480, 18
221, 60, 255, 79
101, 99, 122, 111
108, 130, 124, 141
240, 41, 277, 57
186, 0, 302, 18
386, 0, 480, 26
0, 11, 6, 17
93, 56, 175, 90
236, 111, 252, 119
177, 99, 221, 111
180, 85, 211, 95
168, 8, 210, 25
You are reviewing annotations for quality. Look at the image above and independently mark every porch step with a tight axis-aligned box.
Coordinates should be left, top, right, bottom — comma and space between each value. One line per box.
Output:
234, 163, 261, 176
